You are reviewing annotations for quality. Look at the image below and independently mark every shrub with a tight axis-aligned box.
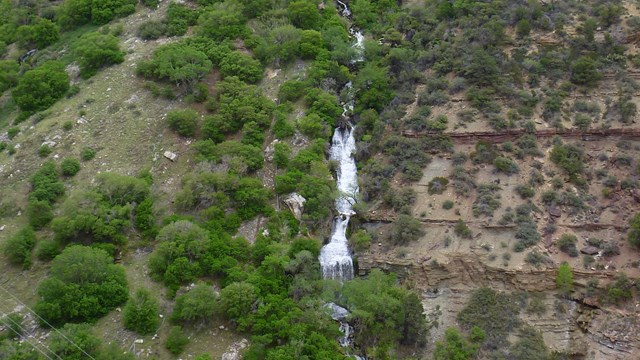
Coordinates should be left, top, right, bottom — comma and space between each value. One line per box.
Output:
60, 158, 81, 176
472, 184, 501, 217
493, 156, 519, 175
81, 147, 97, 161
138, 20, 166, 40
628, 213, 640, 248
525, 251, 547, 268
442, 200, 454, 210
515, 185, 534, 199
428, 177, 449, 194
13, 61, 69, 112
3, 227, 37, 269
30, 161, 64, 203
556, 262, 573, 295
27, 199, 53, 229
350, 229, 372, 252
457, 288, 521, 349
388, 215, 425, 245
165, 326, 189, 355
123, 289, 159, 335
219, 51, 263, 83
50, 323, 101, 360
35, 238, 60, 261
454, 219, 472, 238
38, 144, 52, 157
34, 246, 129, 325
167, 109, 199, 137
557, 233, 578, 257
172, 284, 218, 325
515, 222, 540, 249
7, 127, 19, 140
603, 274, 633, 304
570, 57, 602, 87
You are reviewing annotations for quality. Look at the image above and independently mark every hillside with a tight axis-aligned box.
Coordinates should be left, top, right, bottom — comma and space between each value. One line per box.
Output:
1, 0, 640, 360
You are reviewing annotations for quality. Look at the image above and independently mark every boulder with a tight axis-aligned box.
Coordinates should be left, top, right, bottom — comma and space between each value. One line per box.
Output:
549, 206, 562, 218
283, 192, 306, 221
580, 246, 600, 256
264, 139, 279, 162
163, 151, 177, 161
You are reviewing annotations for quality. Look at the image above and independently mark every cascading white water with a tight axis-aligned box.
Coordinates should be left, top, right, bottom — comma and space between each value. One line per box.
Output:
320, 1, 366, 356
319, 126, 358, 280
318, 0, 365, 282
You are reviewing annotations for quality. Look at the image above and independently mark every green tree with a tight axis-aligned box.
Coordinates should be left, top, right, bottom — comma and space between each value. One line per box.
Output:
32, 18, 60, 48
123, 288, 159, 335
571, 57, 602, 87
73, 32, 125, 78
50, 323, 101, 360
34, 246, 129, 325
60, 158, 81, 177
12, 61, 69, 112
219, 282, 258, 329
628, 213, 640, 248
26, 199, 53, 229
355, 63, 393, 111
556, 262, 574, 295
3, 227, 37, 269
138, 44, 212, 88
288, 0, 321, 29
0, 60, 19, 93
219, 51, 263, 83
167, 109, 199, 137
197, 2, 246, 41
172, 284, 218, 325
433, 328, 480, 360
165, 326, 189, 355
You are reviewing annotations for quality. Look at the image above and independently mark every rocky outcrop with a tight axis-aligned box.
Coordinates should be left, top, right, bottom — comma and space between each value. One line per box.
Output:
283, 192, 306, 221
357, 253, 616, 291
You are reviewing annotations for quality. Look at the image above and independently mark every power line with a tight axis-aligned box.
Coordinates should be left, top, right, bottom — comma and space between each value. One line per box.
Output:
0, 308, 60, 360
0, 284, 98, 360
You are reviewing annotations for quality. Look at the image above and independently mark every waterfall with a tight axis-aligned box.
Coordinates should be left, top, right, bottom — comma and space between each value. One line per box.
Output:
319, 126, 358, 280
318, 0, 364, 282
318, 1, 366, 356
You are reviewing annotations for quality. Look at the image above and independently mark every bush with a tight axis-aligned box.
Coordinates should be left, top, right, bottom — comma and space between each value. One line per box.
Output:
457, 288, 521, 349
3, 227, 37, 268
454, 219, 472, 238
138, 20, 166, 40
570, 57, 602, 87
35, 238, 60, 261
30, 161, 64, 203
38, 144, 52, 157
388, 215, 425, 245
165, 326, 189, 355
442, 200, 454, 210
428, 177, 449, 194
219, 282, 258, 329
13, 61, 69, 112
557, 233, 578, 257
7, 127, 19, 140
81, 147, 97, 161
27, 199, 53, 229
219, 51, 263, 83
493, 156, 519, 175
34, 246, 129, 325
123, 288, 159, 335
50, 323, 101, 360
167, 109, 199, 137
556, 262, 573, 295
61, 158, 81, 176
73, 32, 125, 78
515, 185, 534, 199
172, 284, 218, 325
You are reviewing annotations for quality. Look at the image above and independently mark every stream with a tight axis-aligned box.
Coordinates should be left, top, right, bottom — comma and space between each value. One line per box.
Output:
317, 0, 365, 356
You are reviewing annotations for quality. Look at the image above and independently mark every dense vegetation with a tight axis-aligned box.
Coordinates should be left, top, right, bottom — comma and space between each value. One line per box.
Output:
2, 0, 640, 358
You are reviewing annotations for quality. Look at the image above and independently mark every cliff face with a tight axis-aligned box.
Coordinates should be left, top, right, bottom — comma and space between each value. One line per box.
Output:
358, 253, 640, 359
